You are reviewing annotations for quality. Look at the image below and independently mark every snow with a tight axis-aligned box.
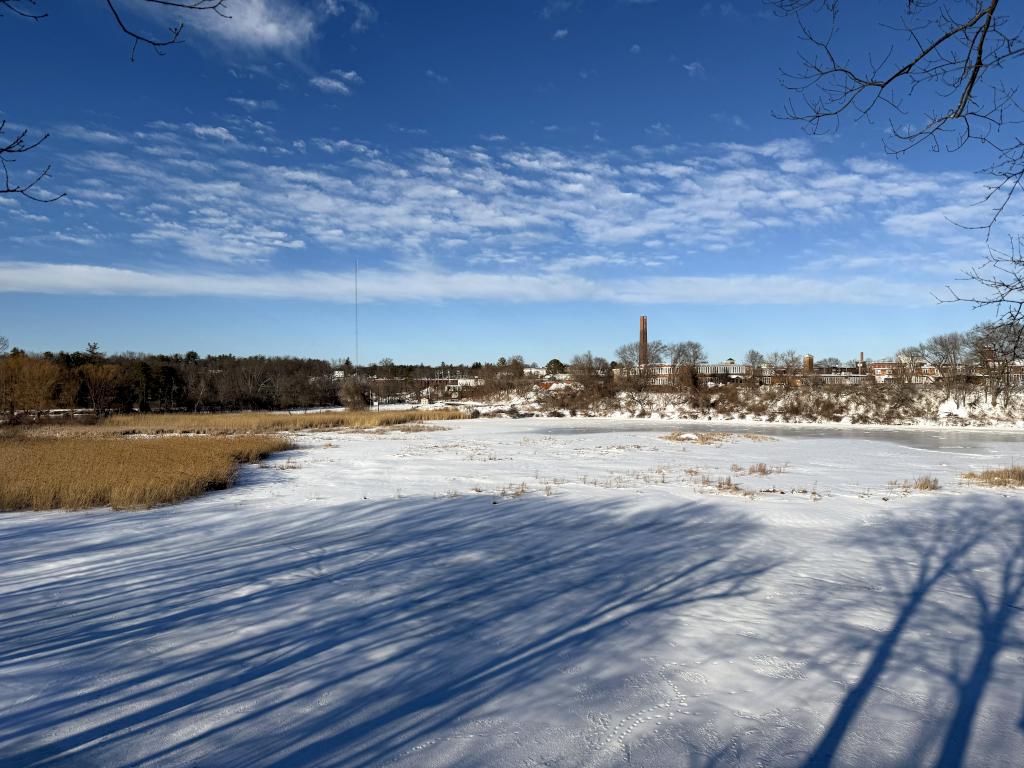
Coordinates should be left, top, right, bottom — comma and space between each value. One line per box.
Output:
2, 418, 1023, 767
462, 386, 1024, 428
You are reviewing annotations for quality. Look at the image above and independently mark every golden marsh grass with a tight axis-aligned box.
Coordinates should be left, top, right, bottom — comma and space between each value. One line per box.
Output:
103, 408, 468, 434
15, 408, 467, 437
889, 475, 941, 491
0, 434, 294, 511
1, 409, 466, 512
963, 466, 1024, 487
663, 431, 775, 446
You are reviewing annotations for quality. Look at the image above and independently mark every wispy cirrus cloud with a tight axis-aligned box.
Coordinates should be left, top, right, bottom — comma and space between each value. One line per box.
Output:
189, 124, 239, 143
310, 70, 362, 95
0, 261, 937, 306
156, 0, 377, 51
682, 61, 705, 78
6, 119, 994, 306
61, 126, 127, 144
227, 97, 278, 111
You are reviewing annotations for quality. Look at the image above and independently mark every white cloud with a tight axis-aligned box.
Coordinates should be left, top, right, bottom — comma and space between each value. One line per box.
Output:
541, 0, 577, 19
314, 137, 377, 155
0, 261, 935, 306
332, 69, 363, 83
629, 43, 641, 54
169, 0, 377, 51
712, 112, 748, 129
62, 126, 126, 144
553, 28, 568, 39
328, 0, 378, 32
46, 124, 990, 305
52, 232, 96, 246
683, 61, 705, 78
425, 69, 449, 84
310, 75, 355, 94
227, 97, 278, 111
185, 0, 319, 51
190, 124, 239, 142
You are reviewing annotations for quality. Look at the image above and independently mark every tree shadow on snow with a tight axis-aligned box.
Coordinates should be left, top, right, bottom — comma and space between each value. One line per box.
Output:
0, 492, 778, 767
786, 495, 1024, 768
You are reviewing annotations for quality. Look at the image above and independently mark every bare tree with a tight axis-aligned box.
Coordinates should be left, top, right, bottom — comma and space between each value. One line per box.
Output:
892, 345, 926, 390
666, 341, 706, 391
776, 1, 1024, 350
12, 356, 59, 419
970, 320, 1021, 405
615, 340, 667, 367
1, 0, 228, 201
744, 349, 765, 386
950, 234, 1024, 353
922, 331, 974, 405
667, 341, 706, 368
766, 349, 802, 388
80, 363, 123, 415
776, 1, 1018, 211
561, 352, 614, 412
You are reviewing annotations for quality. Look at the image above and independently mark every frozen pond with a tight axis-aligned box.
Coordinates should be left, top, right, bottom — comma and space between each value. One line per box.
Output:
532, 417, 1023, 457
2, 418, 1022, 767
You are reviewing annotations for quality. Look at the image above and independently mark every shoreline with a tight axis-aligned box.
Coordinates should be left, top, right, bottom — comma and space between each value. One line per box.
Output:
457, 404, 1024, 434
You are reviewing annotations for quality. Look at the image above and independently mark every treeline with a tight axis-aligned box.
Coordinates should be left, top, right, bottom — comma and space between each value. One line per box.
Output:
0, 338, 551, 418
3, 319, 1019, 420
338, 355, 535, 407
0, 340, 336, 418
545, 321, 1024, 414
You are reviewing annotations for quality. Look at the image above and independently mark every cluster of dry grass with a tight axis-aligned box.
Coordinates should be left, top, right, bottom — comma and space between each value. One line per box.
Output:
372, 423, 450, 433
963, 466, 1024, 487
889, 475, 941, 491
735, 462, 785, 476
0, 433, 294, 511
663, 431, 776, 446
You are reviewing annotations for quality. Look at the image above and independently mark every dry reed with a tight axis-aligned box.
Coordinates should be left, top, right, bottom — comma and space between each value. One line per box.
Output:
0, 434, 294, 511
889, 475, 941, 491
663, 431, 775, 446
104, 408, 467, 434
1, 409, 467, 512
963, 466, 1024, 487
13, 408, 467, 438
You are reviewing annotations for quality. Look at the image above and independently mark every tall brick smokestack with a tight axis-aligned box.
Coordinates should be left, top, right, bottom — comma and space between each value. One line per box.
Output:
639, 315, 649, 368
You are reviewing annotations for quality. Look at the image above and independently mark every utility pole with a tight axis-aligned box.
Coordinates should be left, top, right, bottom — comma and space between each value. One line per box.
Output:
354, 258, 359, 369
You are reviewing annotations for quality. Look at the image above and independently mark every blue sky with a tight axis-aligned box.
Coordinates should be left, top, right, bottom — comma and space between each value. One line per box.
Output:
0, 0, 1013, 364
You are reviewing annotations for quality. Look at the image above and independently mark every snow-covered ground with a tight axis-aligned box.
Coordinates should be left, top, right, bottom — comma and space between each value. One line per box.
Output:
2, 418, 1023, 767
463, 386, 1024, 428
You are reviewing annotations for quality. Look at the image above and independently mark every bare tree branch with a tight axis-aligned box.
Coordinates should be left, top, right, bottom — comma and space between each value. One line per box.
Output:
778, 1, 1024, 347
104, 0, 228, 62
775, 1, 1024, 228
0, 0, 46, 20
0, 120, 63, 201
0, 0, 229, 201
943, 235, 1024, 343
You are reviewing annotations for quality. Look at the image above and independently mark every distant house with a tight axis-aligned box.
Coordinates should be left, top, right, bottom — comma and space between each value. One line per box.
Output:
868, 359, 940, 384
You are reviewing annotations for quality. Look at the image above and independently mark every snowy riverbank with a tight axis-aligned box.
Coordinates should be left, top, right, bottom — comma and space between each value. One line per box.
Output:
2, 418, 1022, 766
462, 387, 1024, 430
